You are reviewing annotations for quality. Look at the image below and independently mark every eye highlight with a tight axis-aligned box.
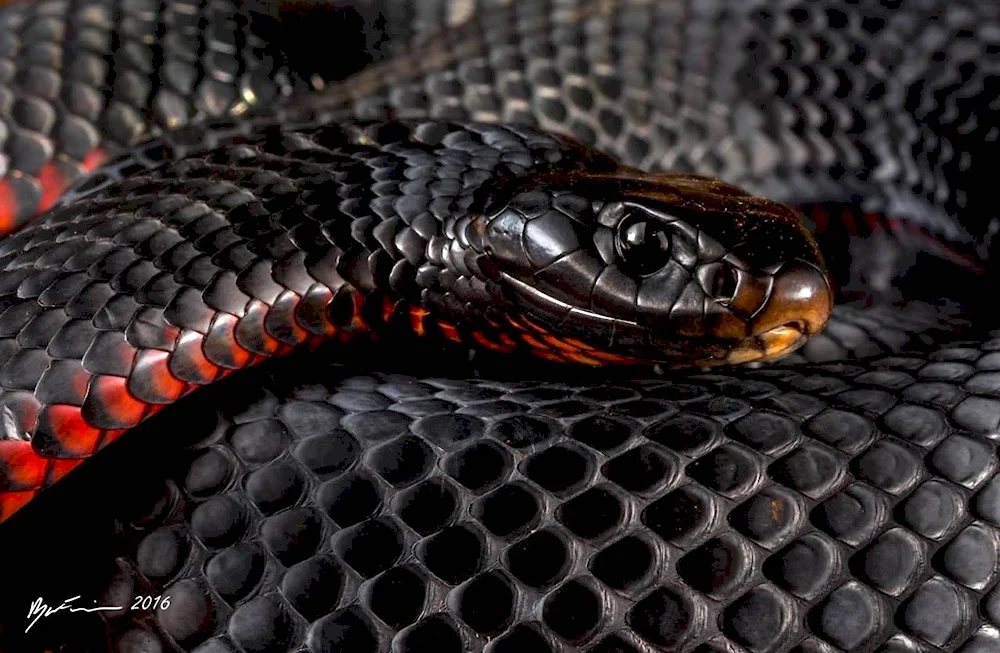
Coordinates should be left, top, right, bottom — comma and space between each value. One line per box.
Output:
615, 213, 671, 276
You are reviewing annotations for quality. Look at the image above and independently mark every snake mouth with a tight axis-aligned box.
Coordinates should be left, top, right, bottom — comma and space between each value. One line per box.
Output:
499, 259, 832, 364
498, 255, 831, 366
724, 321, 808, 365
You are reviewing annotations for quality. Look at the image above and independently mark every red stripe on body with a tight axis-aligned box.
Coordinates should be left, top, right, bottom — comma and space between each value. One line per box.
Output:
410, 307, 428, 336
47, 457, 80, 485
800, 203, 987, 276
0, 447, 82, 517
437, 321, 462, 343
348, 291, 368, 332
0, 180, 18, 233
130, 350, 188, 404
171, 331, 221, 384
205, 313, 254, 369
0, 440, 50, 490
0, 281, 347, 521
861, 211, 884, 232
37, 405, 104, 457
0, 490, 39, 522
382, 296, 396, 324
39, 149, 108, 213
472, 331, 516, 353
839, 208, 858, 236
80, 148, 107, 174
88, 376, 149, 429
37, 162, 66, 214
883, 217, 986, 274
0, 147, 108, 236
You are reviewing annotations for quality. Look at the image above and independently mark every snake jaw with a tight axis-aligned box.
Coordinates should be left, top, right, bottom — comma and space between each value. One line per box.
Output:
724, 325, 808, 365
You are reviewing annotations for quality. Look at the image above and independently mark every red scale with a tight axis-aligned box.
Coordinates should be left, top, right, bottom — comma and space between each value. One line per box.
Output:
35, 404, 104, 457
204, 313, 254, 369
84, 375, 149, 429
170, 330, 222, 385
235, 299, 284, 355
128, 349, 188, 404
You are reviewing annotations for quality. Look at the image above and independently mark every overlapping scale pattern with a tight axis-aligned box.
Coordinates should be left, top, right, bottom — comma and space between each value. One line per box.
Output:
0, 0, 996, 651
0, 119, 604, 519
25, 337, 1000, 652
318, 0, 998, 249
0, 0, 312, 229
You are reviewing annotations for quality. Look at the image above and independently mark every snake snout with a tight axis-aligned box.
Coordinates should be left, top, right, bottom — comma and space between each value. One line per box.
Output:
718, 261, 831, 365
751, 261, 833, 342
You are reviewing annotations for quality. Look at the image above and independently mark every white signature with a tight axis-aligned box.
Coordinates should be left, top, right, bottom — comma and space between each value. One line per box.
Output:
25, 596, 122, 633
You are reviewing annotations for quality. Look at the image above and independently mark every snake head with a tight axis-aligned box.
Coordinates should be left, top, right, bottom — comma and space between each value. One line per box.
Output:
465, 171, 833, 366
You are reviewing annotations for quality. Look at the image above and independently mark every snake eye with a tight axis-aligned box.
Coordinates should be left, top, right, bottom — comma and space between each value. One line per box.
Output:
616, 214, 671, 276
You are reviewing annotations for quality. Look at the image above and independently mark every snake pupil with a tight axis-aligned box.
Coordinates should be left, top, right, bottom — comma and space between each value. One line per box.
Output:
617, 215, 671, 276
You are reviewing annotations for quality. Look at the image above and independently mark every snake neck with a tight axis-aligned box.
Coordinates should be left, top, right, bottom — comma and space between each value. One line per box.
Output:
241, 120, 618, 343
0, 119, 604, 441
0, 119, 612, 519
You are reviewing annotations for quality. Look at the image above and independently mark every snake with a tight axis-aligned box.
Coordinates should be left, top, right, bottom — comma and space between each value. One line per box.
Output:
0, 0, 999, 651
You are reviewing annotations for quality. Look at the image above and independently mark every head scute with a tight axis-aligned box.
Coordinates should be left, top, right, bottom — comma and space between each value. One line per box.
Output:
444, 169, 832, 366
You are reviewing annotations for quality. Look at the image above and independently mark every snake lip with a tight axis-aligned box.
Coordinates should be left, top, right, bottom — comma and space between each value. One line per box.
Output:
724, 321, 809, 365
502, 266, 829, 365
759, 321, 808, 355
500, 272, 631, 328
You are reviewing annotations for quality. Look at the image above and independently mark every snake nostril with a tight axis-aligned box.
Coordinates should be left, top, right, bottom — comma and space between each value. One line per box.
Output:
711, 264, 739, 302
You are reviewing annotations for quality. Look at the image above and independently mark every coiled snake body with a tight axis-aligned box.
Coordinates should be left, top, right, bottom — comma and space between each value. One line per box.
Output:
1, 1, 999, 652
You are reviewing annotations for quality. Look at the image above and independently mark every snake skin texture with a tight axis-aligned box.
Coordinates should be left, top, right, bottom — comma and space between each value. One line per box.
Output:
0, 119, 650, 519
0, 0, 398, 230
0, 0, 998, 651
10, 336, 1000, 652
306, 0, 1000, 245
